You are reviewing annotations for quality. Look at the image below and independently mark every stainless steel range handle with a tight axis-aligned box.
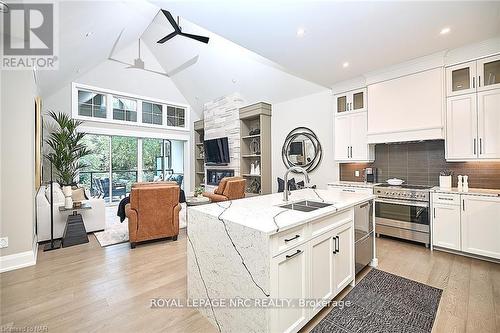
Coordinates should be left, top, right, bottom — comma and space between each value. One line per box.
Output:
375, 198, 429, 208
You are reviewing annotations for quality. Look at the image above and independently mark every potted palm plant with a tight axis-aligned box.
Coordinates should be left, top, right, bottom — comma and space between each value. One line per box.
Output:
45, 111, 90, 208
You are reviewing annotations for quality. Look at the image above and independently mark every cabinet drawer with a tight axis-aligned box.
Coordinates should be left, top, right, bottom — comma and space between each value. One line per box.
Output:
433, 193, 460, 206
311, 209, 352, 238
272, 225, 307, 256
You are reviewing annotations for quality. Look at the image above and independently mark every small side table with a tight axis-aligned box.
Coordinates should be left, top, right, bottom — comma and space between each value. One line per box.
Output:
59, 203, 92, 248
186, 196, 211, 207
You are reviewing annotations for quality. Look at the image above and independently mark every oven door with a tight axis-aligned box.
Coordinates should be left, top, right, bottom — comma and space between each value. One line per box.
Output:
375, 198, 429, 233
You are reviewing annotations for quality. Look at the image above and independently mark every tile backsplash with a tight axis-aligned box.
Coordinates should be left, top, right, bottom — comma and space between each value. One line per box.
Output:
340, 140, 500, 189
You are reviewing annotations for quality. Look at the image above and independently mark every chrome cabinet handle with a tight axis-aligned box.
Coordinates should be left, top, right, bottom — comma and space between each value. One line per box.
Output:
473, 138, 476, 155
473, 77, 475, 89
463, 199, 465, 211
285, 249, 302, 259
479, 76, 481, 87
433, 207, 436, 218
350, 146, 353, 158
479, 138, 483, 154
347, 146, 350, 158
335, 236, 339, 253
284, 235, 300, 243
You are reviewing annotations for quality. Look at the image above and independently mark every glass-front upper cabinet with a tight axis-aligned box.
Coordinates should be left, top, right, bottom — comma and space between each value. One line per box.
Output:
446, 61, 477, 97
335, 88, 367, 114
477, 54, 500, 91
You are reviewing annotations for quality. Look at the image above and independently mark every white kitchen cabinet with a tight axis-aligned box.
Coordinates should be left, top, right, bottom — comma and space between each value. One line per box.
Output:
447, 55, 500, 96
271, 244, 309, 333
446, 94, 478, 160
334, 112, 374, 162
310, 230, 335, 316
446, 88, 500, 160
446, 61, 477, 97
477, 89, 500, 158
432, 203, 461, 251
350, 112, 369, 160
477, 54, 500, 91
332, 222, 354, 294
461, 195, 500, 260
334, 115, 351, 160
335, 88, 367, 114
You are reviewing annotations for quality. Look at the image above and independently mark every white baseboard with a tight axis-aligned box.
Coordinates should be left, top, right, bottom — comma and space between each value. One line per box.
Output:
0, 237, 38, 273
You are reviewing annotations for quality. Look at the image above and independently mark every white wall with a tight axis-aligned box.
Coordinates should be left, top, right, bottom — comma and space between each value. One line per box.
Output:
272, 90, 337, 192
0, 70, 38, 269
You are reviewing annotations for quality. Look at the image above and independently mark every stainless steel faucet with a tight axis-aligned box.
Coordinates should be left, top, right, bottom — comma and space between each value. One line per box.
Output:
283, 166, 310, 201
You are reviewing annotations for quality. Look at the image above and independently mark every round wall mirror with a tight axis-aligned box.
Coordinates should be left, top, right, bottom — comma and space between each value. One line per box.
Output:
281, 127, 322, 172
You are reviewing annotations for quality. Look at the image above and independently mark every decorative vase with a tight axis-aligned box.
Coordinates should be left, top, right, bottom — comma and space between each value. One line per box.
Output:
62, 185, 73, 209
255, 161, 260, 175
250, 163, 255, 175
439, 175, 452, 189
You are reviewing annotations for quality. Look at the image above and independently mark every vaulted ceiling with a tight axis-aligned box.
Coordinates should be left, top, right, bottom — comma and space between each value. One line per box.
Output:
34, 1, 500, 109
155, 0, 500, 87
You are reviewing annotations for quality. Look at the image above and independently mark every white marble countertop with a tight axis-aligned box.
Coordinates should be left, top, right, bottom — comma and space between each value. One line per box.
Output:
327, 181, 380, 188
431, 187, 500, 197
189, 189, 375, 235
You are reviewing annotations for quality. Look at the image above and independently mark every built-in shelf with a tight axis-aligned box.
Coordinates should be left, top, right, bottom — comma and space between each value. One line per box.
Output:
240, 102, 271, 195
194, 120, 205, 188
245, 192, 260, 197
241, 134, 261, 139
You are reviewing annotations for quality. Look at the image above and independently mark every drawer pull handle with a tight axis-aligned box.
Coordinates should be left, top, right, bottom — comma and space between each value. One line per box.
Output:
285, 250, 302, 259
284, 235, 300, 242
438, 197, 453, 201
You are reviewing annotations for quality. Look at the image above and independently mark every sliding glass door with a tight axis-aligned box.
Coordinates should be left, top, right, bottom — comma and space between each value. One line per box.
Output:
79, 134, 184, 204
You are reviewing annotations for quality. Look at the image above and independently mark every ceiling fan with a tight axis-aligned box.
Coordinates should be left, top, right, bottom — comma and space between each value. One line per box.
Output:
157, 9, 209, 44
108, 29, 199, 77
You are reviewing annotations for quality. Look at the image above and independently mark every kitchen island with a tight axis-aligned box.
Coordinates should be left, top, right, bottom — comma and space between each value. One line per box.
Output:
187, 189, 376, 333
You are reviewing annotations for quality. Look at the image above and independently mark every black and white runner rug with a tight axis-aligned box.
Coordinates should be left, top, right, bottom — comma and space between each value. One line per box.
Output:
312, 269, 442, 333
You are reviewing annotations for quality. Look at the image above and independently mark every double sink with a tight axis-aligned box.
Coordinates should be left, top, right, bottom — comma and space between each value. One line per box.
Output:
279, 200, 333, 212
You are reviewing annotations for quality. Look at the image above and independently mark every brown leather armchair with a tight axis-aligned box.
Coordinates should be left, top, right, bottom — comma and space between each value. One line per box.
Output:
202, 177, 246, 202
125, 183, 180, 248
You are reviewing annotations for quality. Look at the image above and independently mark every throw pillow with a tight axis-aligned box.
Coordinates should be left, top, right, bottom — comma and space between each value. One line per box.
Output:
72, 188, 87, 202
45, 183, 65, 204
277, 178, 297, 193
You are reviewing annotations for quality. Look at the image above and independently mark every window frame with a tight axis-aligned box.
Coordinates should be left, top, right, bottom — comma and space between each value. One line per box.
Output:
142, 101, 163, 126
72, 82, 190, 132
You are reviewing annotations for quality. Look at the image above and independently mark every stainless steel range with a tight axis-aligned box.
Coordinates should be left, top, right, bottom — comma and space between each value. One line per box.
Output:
373, 184, 431, 247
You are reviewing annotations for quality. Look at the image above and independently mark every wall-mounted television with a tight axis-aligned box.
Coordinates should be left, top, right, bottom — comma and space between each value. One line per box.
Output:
204, 137, 230, 165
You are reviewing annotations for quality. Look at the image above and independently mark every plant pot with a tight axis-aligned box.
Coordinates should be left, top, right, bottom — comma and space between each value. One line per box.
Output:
439, 175, 452, 188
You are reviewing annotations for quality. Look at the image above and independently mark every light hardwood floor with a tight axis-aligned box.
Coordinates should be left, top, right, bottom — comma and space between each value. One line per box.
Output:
1, 231, 499, 333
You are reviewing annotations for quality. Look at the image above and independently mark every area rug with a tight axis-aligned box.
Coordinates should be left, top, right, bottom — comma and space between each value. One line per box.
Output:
94, 223, 129, 247
312, 269, 442, 333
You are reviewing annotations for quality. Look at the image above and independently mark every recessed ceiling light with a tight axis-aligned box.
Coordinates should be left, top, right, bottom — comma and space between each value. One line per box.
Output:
440, 27, 451, 35
85, 32, 94, 38
342, 62, 349, 68
0, 1, 9, 13
296, 28, 306, 37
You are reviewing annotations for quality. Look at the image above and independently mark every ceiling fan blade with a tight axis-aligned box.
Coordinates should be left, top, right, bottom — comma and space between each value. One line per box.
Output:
157, 31, 178, 44
161, 9, 181, 32
108, 58, 132, 67
179, 32, 210, 44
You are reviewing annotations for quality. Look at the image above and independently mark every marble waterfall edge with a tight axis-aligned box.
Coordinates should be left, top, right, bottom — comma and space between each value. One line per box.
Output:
187, 207, 271, 332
